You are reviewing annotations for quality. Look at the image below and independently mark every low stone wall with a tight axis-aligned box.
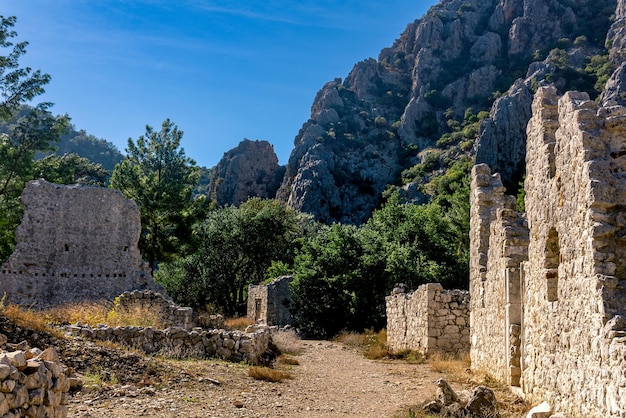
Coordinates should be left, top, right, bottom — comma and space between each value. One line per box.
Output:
114, 290, 194, 330
0, 344, 73, 418
65, 325, 271, 365
386, 283, 470, 355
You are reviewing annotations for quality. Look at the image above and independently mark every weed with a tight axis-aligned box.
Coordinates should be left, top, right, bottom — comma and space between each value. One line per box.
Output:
225, 317, 255, 331
428, 351, 471, 377
272, 329, 303, 355
181, 397, 199, 403
276, 354, 300, 366
248, 366, 292, 382
2, 304, 64, 338
43, 302, 163, 328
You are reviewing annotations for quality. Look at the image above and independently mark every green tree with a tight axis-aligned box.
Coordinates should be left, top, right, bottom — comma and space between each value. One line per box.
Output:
110, 119, 200, 271
364, 193, 468, 290
34, 153, 109, 186
156, 198, 304, 316
0, 16, 51, 120
291, 223, 366, 339
0, 16, 68, 260
290, 193, 468, 338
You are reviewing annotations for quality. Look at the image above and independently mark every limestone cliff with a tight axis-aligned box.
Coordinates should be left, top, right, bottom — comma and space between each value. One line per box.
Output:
207, 139, 285, 207
276, 0, 618, 222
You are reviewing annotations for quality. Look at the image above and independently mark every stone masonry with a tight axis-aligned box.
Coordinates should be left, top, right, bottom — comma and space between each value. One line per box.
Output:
0, 179, 163, 307
470, 86, 626, 416
386, 283, 470, 356
65, 324, 271, 365
247, 276, 295, 327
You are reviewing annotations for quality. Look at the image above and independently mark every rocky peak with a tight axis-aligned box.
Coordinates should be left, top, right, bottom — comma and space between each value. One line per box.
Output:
276, 0, 619, 223
207, 139, 285, 207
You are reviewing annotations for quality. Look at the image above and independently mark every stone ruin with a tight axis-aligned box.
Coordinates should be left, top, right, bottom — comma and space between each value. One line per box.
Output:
470, 87, 626, 416
247, 275, 295, 327
0, 179, 162, 307
385, 283, 470, 356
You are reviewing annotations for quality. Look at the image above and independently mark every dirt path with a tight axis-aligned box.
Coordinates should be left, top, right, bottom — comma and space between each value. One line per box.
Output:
68, 340, 457, 417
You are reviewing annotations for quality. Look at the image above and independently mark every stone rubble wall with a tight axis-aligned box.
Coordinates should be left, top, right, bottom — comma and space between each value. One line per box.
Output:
0, 344, 73, 418
0, 180, 162, 307
386, 283, 470, 355
470, 86, 626, 416
247, 276, 295, 327
469, 164, 529, 386
521, 87, 626, 416
113, 290, 196, 330
65, 325, 271, 365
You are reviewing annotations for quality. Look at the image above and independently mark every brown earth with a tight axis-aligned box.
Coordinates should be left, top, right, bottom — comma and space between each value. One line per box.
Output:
65, 339, 527, 418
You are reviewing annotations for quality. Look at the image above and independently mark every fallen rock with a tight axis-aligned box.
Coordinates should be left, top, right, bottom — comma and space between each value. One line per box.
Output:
437, 378, 459, 406
465, 386, 497, 417
526, 401, 551, 418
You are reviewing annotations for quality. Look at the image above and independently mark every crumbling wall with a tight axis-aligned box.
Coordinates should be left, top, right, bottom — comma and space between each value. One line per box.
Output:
0, 179, 163, 307
521, 87, 626, 416
247, 276, 294, 326
470, 86, 626, 416
113, 290, 195, 330
469, 164, 528, 386
385, 283, 470, 355
65, 324, 270, 365
0, 343, 73, 417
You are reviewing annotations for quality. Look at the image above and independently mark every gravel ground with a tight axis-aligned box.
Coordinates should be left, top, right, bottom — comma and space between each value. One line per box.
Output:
68, 339, 456, 418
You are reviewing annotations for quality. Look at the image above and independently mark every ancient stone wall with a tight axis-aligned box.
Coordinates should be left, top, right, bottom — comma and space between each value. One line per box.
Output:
0, 345, 73, 417
385, 283, 470, 355
247, 276, 294, 326
113, 290, 195, 330
65, 324, 271, 365
521, 87, 626, 416
469, 164, 528, 386
0, 180, 163, 307
470, 86, 626, 416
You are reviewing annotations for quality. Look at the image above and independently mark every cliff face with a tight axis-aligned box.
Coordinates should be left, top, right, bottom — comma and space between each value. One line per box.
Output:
207, 139, 285, 207
274, 0, 618, 223
211, 0, 622, 222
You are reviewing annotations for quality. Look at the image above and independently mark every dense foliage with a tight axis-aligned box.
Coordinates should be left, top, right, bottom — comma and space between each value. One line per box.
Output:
291, 192, 468, 338
156, 198, 305, 316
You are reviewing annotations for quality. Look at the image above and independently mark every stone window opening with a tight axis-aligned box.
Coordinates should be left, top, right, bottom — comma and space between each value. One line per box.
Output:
64, 244, 69, 252
545, 227, 560, 302
255, 299, 262, 321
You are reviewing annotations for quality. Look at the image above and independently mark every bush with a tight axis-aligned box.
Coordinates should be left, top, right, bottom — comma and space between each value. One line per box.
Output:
248, 367, 292, 382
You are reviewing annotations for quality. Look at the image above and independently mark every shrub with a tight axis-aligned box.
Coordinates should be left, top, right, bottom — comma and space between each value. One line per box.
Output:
248, 366, 292, 382
272, 329, 304, 355
225, 317, 255, 331
2, 304, 63, 337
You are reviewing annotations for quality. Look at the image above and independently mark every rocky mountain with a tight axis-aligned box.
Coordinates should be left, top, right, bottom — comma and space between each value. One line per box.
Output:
270, 0, 617, 223
207, 139, 285, 207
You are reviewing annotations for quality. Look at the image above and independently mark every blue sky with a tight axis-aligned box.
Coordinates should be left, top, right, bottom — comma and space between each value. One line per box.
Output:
5, 1, 435, 167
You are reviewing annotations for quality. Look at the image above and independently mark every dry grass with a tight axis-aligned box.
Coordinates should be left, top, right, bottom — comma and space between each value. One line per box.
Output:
225, 316, 255, 331
248, 366, 292, 382
44, 302, 163, 328
334, 329, 424, 362
428, 351, 471, 377
2, 304, 64, 338
276, 354, 300, 365
272, 329, 304, 355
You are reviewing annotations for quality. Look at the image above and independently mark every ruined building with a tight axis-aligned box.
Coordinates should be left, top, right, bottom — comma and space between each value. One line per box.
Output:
385, 283, 470, 355
247, 276, 295, 327
0, 179, 162, 306
470, 86, 626, 416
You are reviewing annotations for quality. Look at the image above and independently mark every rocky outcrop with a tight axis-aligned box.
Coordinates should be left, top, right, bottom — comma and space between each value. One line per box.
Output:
208, 139, 285, 207
277, 0, 618, 222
